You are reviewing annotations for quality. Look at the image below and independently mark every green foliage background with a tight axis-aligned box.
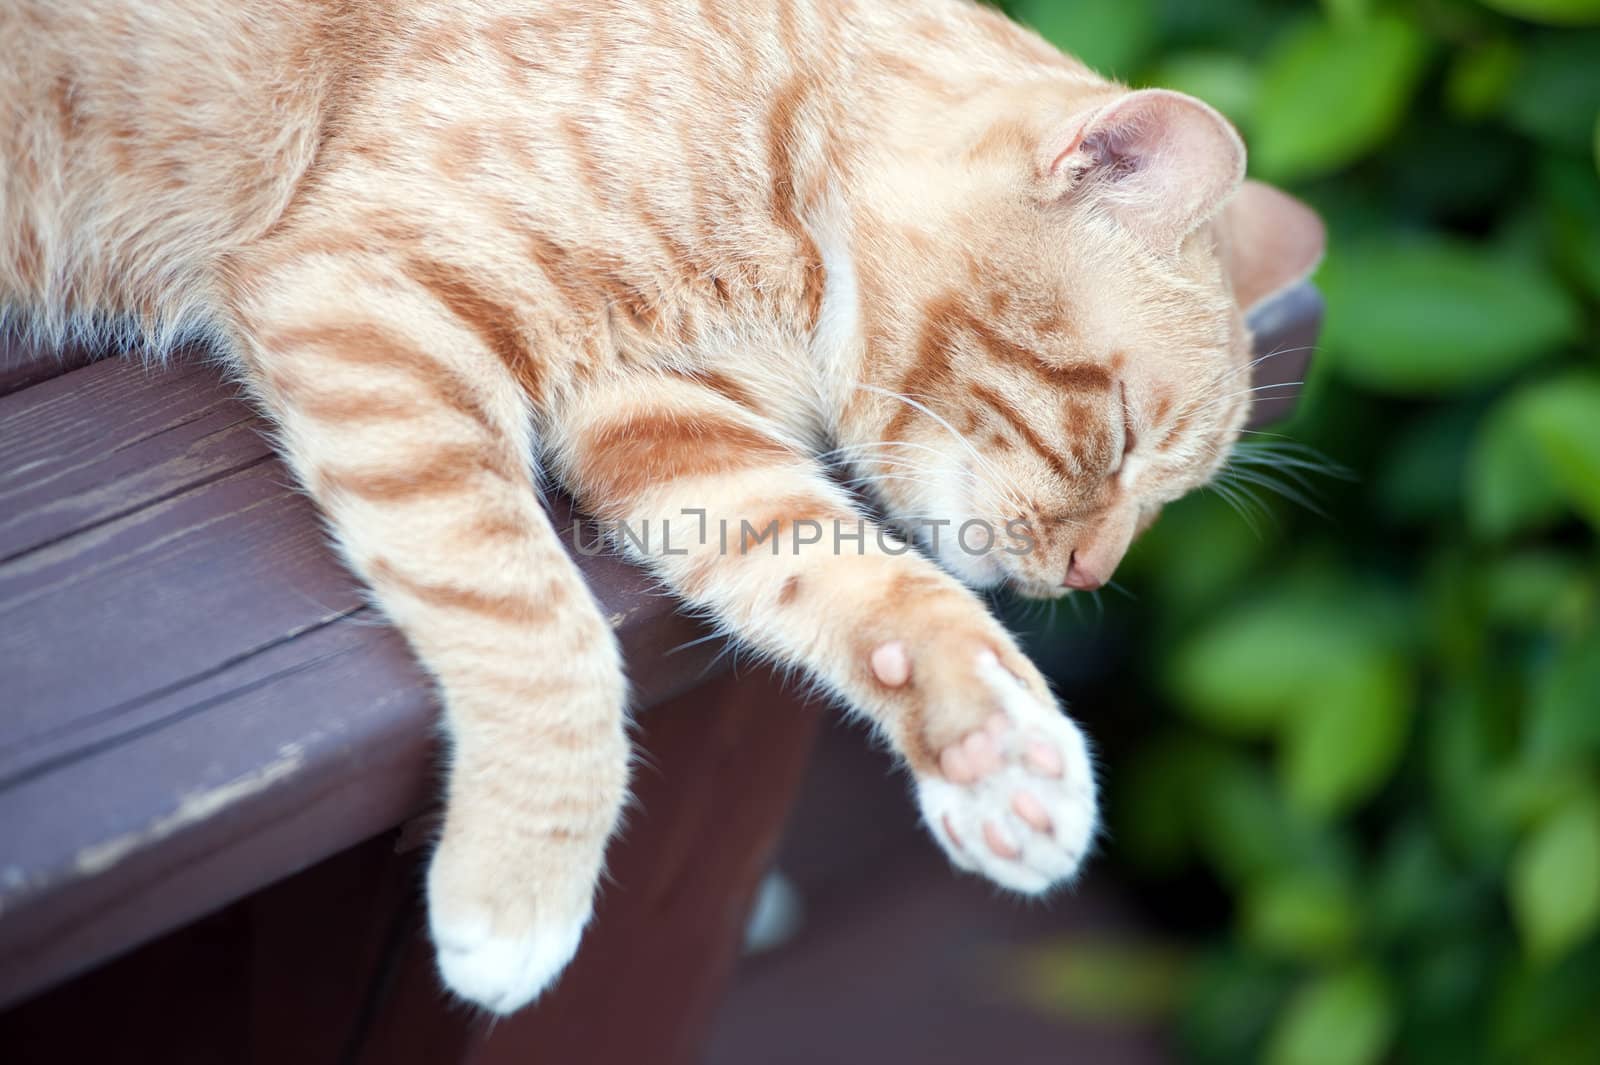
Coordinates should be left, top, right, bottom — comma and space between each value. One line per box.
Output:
1000, 1, 1600, 1062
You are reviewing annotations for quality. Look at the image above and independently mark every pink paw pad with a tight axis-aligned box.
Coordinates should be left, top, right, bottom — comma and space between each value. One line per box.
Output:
1025, 740, 1064, 778
983, 821, 1021, 859
869, 641, 911, 687
915, 650, 1099, 894
935, 720, 1066, 859
1011, 790, 1053, 832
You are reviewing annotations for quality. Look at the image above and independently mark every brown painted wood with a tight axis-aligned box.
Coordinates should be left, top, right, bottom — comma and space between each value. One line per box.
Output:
0, 831, 432, 1065
0, 668, 821, 1065
0, 352, 262, 561
0, 906, 254, 1065
1245, 282, 1324, 429
0, 332, 98, 396
351, 668, 823, 1065
245, 832, 421, 1065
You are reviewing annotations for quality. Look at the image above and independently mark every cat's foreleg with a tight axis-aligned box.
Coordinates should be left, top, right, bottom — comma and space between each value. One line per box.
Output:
553, 373, 1098, 895
232, 261, 628, 1015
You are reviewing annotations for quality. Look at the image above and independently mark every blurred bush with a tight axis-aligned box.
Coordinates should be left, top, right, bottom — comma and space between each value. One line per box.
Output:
1002, 1, 1600, 1062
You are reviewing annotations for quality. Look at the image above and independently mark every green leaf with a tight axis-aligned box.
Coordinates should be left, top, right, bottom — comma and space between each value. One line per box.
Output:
1319, 0, 1374, 27
1426, 684, 1519, 860
1376, 405, 1475, 524
1167, 582, 1404, 738
1539, 155, 1600, 300
1503, 32, 1600, 152
1492, 940, 1600, 1061
1491, 762, 1592, 831
1477, 0, 1600, 27
1015, 0, 1156, 79
1265, 965, 1397, 1065
1116, 737, 1202, 872
1509, 791, 1600, 964
1179, 947, 1288, 1065
1251, 14, 1428, 182
1404, 938, 1502, 1065
1445, 37, 1522, 119
1370, 821, 1487, 944
1469, 374, 1600, 536
1243, 874, 1359, 960
1519, 374, 1600, 529
1280, 655, 1412, 817
1528, 628, 1600, 760
1468, 391, 1570, 540
1191, 748, 1349, 886
1422, 548, 1488, 678
1321, 239, 1580, 395
1481, 551, 1593, 630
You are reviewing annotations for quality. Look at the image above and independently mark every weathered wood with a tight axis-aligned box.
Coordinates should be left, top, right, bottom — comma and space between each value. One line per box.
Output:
352, 669, 823, 1065
0, 352, 262, 560
1244, 282, 1323, 429
0, 333, 97, 397
0, 667, 822, 1065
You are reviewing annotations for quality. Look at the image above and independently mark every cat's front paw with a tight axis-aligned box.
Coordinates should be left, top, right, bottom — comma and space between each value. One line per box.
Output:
426, 842, 594, 1016
430, 903, 588, 1016
911, 651, 1098, 894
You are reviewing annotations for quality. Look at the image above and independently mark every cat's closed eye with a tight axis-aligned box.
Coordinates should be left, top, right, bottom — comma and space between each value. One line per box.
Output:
1116, 380, 1137, 466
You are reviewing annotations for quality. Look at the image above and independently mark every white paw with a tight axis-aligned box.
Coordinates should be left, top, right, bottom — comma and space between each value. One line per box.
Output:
429, 901, 590, 1016
914, 652, 1098, 894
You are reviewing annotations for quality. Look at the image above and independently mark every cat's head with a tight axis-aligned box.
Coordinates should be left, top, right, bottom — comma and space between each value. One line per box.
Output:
847, 85, 1324, 598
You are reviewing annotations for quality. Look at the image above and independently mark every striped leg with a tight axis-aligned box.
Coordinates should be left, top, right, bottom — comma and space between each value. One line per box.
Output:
552, 373, 1099, 896
233, 257, 627, 1015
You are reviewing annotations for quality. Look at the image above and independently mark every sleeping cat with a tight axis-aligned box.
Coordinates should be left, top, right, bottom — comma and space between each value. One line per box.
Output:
2, 0, 1323, 1014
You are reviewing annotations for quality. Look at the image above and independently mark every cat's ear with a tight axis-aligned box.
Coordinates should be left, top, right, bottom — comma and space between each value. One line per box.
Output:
1215, 180, 1326, 313
1046, 89, 1245, 250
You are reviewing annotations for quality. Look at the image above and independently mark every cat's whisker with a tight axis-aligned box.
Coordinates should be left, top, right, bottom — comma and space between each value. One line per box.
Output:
1218, 466, 1327, 517
817, 439, 968, 465
852, 383, 1032, 514
1229, 449, 1339, 475
1178, 379, 1306, 426
662, 630, 727, 657
1228, 438, 1353, 481
1168, 346, 1318, 428
834, 457, 960, 481
1212, 344, 1321, 387
1067, 591, 1085, 625
1238, 453, 1331, 492
1205, 379, 1307, 408
1225, 448, 1324, 488
1207, 478, 1266, 536
830, 450, 990, 489
846, 472, 969, 492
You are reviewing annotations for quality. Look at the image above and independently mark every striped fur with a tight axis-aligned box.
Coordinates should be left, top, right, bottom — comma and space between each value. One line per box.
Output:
2, 0, 1323, 1013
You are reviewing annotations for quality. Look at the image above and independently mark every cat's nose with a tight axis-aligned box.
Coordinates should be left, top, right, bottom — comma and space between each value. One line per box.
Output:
1062, 551, 1106, 591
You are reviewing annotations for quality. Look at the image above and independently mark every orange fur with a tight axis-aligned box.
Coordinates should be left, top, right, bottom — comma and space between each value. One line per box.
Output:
2, 0, 1323, 1014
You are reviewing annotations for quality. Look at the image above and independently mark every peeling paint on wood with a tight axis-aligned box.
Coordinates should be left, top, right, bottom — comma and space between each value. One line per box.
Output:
74, 745, 306, 877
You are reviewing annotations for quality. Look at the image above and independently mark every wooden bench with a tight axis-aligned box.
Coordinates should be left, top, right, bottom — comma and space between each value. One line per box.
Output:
0, 282, 1321, 1062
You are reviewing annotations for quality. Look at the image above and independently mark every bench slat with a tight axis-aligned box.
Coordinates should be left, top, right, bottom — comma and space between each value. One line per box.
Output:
0, 353, 264, 560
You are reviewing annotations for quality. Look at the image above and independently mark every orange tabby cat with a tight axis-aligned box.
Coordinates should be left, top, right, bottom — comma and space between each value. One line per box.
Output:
2, 0, 1323, 1013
